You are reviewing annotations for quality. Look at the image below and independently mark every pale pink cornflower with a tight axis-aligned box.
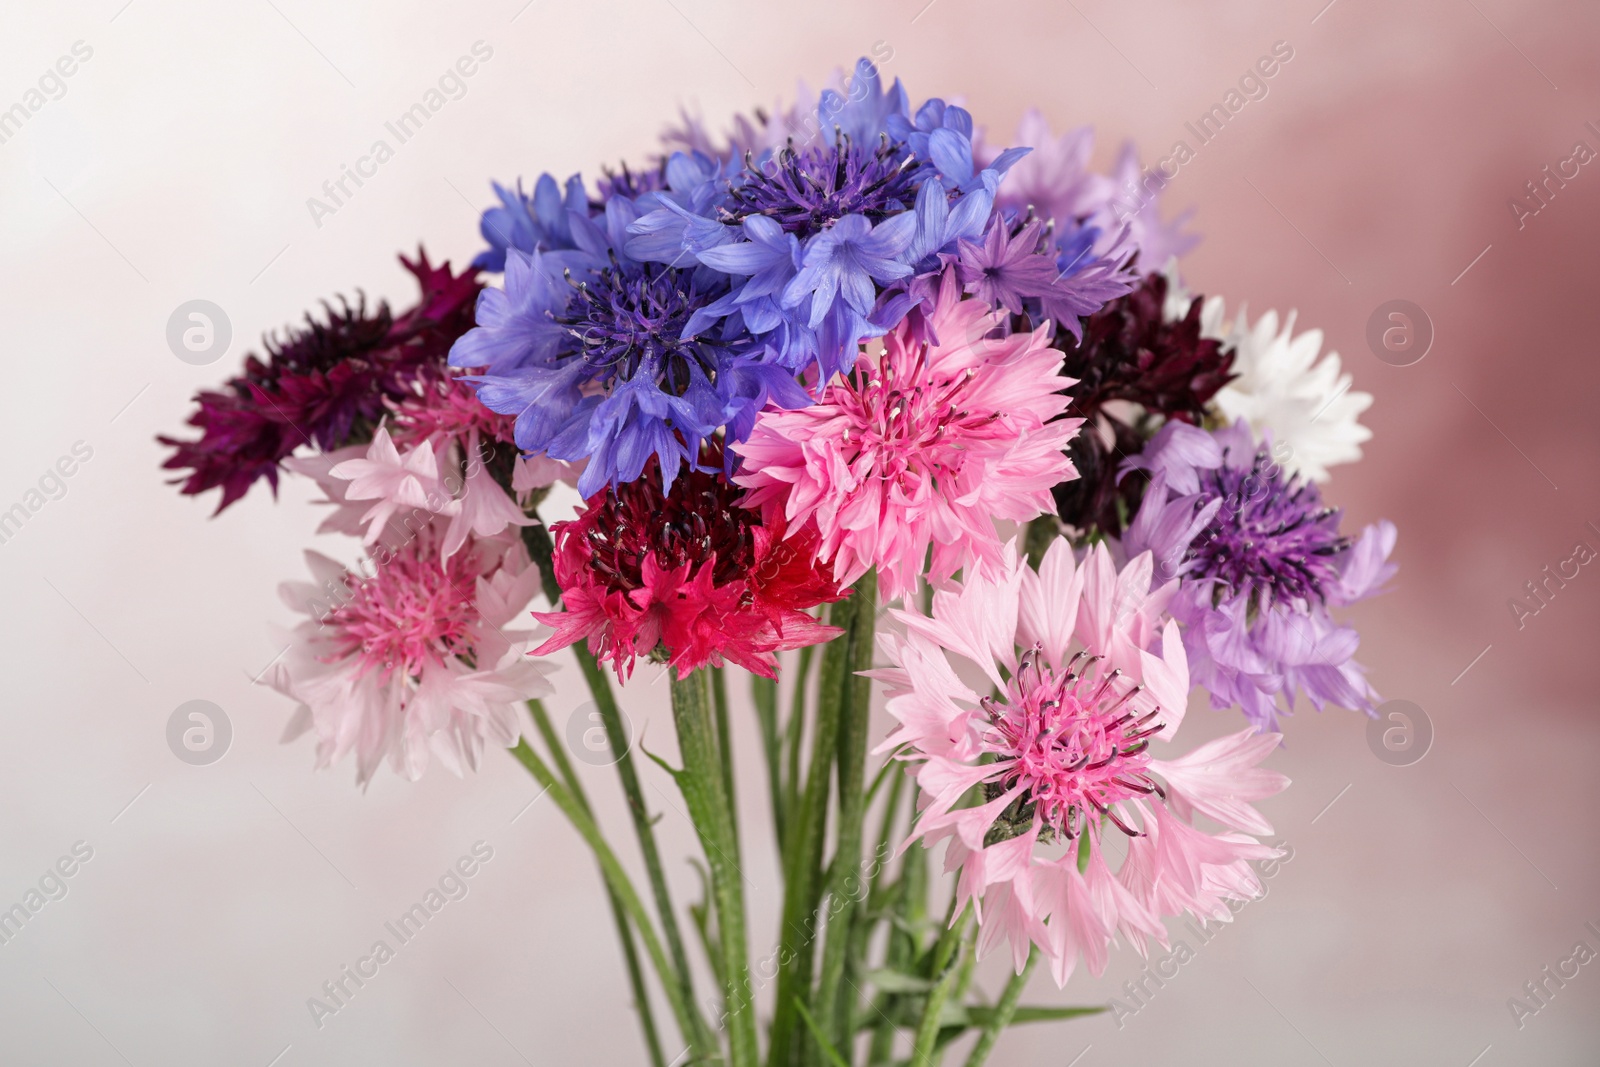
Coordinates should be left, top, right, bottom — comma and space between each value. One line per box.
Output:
733, 272, 1081, 602
268, 525, 552, 786
330, 425, 460, 543
873, 538, 1289, 985
303, 424, 569, 562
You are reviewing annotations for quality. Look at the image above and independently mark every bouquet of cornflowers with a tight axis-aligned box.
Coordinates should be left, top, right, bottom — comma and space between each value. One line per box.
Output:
163, 58, 1394, 1066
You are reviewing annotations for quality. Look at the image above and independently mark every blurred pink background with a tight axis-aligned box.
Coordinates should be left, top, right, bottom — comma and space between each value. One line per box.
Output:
1, 0, 1597, 1064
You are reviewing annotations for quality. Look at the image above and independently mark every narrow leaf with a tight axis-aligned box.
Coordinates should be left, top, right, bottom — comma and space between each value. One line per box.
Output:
793, 997, 852, 1067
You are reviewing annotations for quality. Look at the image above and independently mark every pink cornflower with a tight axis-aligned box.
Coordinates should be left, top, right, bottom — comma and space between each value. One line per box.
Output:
874, 538, 1289, 984
306, 424, 572, 561
268, 526, 552, 785
732, 272, 1081, 602
330, 425, 460, 543
388, 371, 516, 450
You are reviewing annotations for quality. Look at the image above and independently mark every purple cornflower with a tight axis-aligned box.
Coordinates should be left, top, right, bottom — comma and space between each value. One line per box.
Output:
781, 212, 916, 328
956, 218, 1063, 315
1122, 421, 1397, 731
720, 137, 923, 238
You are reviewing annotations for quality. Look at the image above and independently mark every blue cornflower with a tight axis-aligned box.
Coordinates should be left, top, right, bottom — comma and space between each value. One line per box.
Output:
782, 213, 915, 327
454, 55, 1139, 497
890, 99, 1030, 195
721, 137, 921, 238
473, 173, 588, 271
450, 248, 775, 496
818, 57, 910, 144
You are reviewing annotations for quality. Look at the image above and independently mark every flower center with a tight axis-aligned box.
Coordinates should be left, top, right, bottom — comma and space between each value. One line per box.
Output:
581, 448, 760, 596
721, 136, 922, 238
561, 263, 732, 395
981, 646, 1166, 845
1186, 448, 1348, 608
839, 346, 994, 483
324, 540, 480, 680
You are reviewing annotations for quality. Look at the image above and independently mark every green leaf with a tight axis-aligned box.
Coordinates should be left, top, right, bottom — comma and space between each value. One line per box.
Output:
686, 859, 723, 990
793, 997, 852, 1067
640, 744, 684, 780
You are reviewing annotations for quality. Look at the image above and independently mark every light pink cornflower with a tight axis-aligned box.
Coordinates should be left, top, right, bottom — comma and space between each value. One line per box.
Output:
733, 273, 1081, 602
330, 425, 460, 543
873, 538, 1289, 985
268, 526, 552, 786
302, 424, 570, 561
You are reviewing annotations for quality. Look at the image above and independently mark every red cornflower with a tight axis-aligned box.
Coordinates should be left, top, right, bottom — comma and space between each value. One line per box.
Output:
533, 446, 847, 679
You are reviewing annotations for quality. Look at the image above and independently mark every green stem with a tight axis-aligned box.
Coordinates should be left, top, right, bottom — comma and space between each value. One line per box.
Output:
768, 596, 858, 1067
869, 793, 927, 1065
939, 931, 980, 1067
814, 571, 878, 1059
712, 665, 741, 858
844, 763, 906, 1047
577, 639, 713, 1054
909, 906, 972, 1067
782, 642, 815, 859
523, 522, 711, 1055
509, 740, 700, 1048
962, 949, 1038, 1067
751, 673, 785, 855
672, 669, 760, 1067
524, 701, 665, 1067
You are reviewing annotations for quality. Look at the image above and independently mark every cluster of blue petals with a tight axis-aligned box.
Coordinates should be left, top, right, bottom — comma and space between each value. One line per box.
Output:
450, 59, 1136, 497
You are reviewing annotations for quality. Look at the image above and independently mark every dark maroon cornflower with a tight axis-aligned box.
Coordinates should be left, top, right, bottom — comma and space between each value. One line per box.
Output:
1051, 273, 1235, 535
159, 250, 480, 512
720, 135, 922, 238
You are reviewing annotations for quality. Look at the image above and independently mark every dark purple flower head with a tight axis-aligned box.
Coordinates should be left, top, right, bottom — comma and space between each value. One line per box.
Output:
1122, 421, 1397, 732
722, 135, 922, 238
1052, 272, 1235, 535
160, 251, 480, 513
1185, 445, 1349, 611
